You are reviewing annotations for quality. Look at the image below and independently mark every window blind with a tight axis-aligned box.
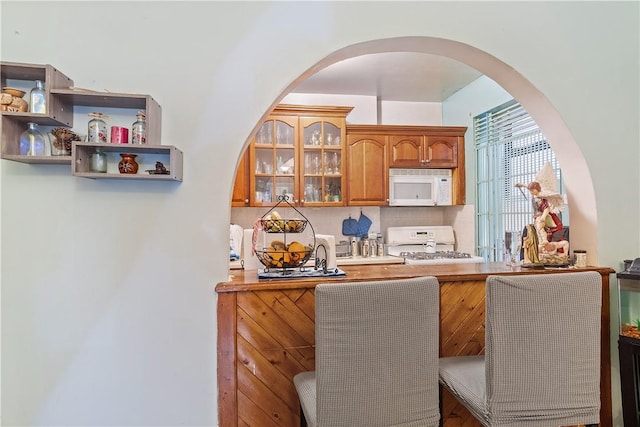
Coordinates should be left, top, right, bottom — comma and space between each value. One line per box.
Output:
474, 100, 563, 262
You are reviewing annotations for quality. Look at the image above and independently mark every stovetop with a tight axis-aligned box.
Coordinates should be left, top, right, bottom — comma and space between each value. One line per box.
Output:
399, 250, 475, 260
386, 225, 484, 265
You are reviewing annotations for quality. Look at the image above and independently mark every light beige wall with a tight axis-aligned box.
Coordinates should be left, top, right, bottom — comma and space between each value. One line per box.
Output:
1, 2, 637, 426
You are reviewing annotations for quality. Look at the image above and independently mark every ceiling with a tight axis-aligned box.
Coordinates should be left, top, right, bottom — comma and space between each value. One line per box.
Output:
291, 52, 484, 103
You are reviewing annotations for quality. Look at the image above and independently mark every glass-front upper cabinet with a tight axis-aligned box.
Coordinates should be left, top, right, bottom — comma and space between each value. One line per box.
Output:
250, 115, 297, 206
243, 105, 352, 207
300, 116, 346, 206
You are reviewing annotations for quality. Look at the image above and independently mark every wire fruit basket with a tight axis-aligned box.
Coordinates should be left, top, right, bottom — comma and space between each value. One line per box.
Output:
252, 195, 316, 273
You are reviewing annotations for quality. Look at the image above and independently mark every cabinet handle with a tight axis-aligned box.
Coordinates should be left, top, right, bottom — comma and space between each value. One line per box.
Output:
244, 199, 249, 204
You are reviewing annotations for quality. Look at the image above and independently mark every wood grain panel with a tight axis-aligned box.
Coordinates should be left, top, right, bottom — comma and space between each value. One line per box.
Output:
237, 307, 311, 374
238, 390, 283, 427
217, 266, 613, 427
237, 334, 300, 412
237, 352, 298, 426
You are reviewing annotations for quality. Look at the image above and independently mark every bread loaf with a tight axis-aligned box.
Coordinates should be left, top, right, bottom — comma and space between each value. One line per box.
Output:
0, 92, 12, 105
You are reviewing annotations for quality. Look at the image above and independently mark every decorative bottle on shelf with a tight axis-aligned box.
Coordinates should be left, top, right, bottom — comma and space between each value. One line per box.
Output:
90, 148, 108, 173
19, 122, 49, 156
118, 153, 139, 174
29, 80, 46, 114
87, 112, 109, 143
131, 110, 147, 144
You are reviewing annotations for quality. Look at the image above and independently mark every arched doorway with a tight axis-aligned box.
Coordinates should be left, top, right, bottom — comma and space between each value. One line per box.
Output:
234, 36, 598, 260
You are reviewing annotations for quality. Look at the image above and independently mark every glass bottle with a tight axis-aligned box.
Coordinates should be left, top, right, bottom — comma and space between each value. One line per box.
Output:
87, 112, 108, 143
131, 111, 147, 144
90, 148, 108, 173
29, 80, 46, 114
19, 122, 49, 156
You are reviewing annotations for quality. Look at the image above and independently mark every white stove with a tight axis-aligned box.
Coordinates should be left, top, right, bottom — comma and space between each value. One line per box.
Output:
386, 226, 485, 265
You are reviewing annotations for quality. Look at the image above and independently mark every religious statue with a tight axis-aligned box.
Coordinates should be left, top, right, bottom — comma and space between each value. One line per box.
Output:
515, 163, 569, 265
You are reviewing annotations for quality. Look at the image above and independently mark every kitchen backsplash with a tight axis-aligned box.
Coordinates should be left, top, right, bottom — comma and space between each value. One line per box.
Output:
230, 205, 476, 254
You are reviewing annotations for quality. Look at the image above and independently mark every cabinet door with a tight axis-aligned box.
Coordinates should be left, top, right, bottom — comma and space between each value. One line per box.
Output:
250, 115, 298, 206
346, 134, 388, 206
231, 147, 250, 206
299, 116, 345, 206
424, 135, 458, 168
388, 135, 423, 167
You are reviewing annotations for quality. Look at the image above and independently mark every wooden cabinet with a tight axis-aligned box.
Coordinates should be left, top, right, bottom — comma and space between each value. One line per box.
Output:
345, 124, 467, 205
1, 61, 74, 163
345, 129, 388, 206
389, 132, 459, 168
231, 149, 250, 206
387, 126, 466, 205
299, 113, 347, 206
238, 105, 352, 207
234, 116, 467, 207
1, 61, 182, 181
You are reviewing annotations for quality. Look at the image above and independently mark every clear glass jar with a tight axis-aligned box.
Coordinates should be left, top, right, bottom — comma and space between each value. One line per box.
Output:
131, 111, 147, 144
87, 112, 108, 143
19, 122, 49, 156
29, 80, 46, 114
90, 148, 108, 173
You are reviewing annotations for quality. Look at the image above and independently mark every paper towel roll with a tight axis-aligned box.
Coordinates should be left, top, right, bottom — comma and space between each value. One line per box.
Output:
315, 234, 337, 270
242, 228, 261, 270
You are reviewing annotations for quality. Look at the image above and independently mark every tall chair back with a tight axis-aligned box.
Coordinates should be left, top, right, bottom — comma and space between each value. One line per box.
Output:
295, 276, 440, 427
439, 271, 602, 426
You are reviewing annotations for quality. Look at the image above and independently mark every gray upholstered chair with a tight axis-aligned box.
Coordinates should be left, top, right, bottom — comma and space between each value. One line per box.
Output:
439, 271, 602, 427
293, 276, 441, 427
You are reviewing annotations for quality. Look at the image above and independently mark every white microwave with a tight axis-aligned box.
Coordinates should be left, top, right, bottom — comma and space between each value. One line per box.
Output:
388, 168, 453, 206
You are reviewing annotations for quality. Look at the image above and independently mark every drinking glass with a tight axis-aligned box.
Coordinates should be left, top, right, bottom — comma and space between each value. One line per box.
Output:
504, 231, 522, 268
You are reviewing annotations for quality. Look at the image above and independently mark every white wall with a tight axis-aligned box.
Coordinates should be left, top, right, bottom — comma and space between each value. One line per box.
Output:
1, 2, 637, 426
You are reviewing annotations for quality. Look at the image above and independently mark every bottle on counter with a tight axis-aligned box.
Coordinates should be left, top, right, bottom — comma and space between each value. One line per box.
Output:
369, 237, 378, 257
350, 237, 358, 257
29, 80, 46, 114
131, 110, 147, 144
362, 238, 370, 258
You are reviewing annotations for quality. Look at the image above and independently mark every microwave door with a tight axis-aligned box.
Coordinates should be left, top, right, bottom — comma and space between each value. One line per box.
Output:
391, 178, 435, 206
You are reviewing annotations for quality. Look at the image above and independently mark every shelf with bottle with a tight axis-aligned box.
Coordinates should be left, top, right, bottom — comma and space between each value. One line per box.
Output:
72, 142, 183, 181
1, 62, 74, 163
50, 89, 161, 145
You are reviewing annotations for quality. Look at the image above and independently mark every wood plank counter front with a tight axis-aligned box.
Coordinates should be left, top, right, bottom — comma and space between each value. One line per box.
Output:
216, 263, 614, 427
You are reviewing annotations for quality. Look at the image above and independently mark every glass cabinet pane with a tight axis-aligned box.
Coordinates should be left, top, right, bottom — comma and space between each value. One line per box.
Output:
275, 176, 295, 202
324, 123, 340, 146
256, 121, 273, 145
275, 121, 294, 146
301, 118, 344, 205
275, 148, 295, 175
254, 148, 273, 174
324, 150, 341, 175
304, 122, 322, 146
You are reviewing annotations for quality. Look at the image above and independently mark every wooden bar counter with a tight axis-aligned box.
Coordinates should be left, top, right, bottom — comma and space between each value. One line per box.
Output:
216, 263, 615, 427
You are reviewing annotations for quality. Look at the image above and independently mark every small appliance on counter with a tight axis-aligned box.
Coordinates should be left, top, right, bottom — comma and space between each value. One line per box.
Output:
386, 225, 485, 265
335, 240, 352, 258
